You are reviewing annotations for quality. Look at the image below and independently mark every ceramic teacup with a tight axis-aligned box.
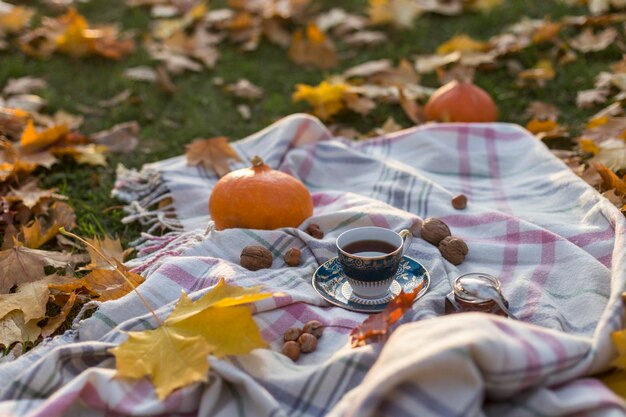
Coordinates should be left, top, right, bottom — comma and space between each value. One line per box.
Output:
336, 227, 412, 299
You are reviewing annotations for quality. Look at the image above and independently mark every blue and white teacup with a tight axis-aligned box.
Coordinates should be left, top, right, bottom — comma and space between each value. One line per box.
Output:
336, 227, 413, 299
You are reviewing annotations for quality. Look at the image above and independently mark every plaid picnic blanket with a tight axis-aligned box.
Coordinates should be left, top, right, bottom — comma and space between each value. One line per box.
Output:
1, 113, 625, 416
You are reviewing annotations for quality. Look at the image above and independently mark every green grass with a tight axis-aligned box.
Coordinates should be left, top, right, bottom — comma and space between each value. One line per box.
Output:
0, 0, 612, 242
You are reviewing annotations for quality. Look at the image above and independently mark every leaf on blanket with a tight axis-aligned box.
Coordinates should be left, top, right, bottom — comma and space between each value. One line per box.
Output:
110, 278, 272, 399
350, 284, 423, 347
185, 136, 242, 177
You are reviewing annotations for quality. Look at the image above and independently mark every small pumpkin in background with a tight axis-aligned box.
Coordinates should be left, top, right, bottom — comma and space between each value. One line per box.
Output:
424, 79, 498, 123
209, 155, 313, 230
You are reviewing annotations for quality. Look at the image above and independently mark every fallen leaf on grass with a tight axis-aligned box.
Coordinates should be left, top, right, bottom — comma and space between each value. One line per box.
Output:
110, 278, 271, 399
289, 23, 338, 70
526, 118, 560, 135
0, 246, 71, 293
368, 0, 422, 28
0, 280, 50, 323
0, 4, 35, 33
41, 291, 77, 338
525, 101, 560, 121
55, 8, 135, 59
186, 136, 242, 177
436, 34, 490, 55
570, 27, 618, 53
350, 285, 423, 347
590, 139, 626, 171
398, 87, 423, 124
0, 310, 40, 347
2, 77, 47, 96
595, 163, 626, 195
82, 235, 125, 270
124, 66, 158, 83
91, 121, 140, 154
577, 88, 609, 109
292, 81, 348, 120
5, 180, 66, 210
518, 60, 556, 85
81, 267, 144, 302
225, 79, 264, 100
19, 120, 68, 154
22, 218, 60, 249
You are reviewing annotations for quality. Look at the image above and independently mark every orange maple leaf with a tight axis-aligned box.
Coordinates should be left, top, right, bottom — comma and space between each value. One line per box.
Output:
350, 284, 424, 347
20, 120, 68, 154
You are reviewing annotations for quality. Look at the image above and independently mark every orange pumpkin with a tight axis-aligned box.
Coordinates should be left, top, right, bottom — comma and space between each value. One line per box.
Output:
424, 80, 498, 123
209, 156, 313, 230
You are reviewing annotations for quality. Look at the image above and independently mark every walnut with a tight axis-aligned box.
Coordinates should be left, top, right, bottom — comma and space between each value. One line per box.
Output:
283, 327, 302, 342
421, 218, 451, 246
438, 236, 468, 265
297, 333, 318, 353
306, 224, 324, 239
240, 245, 273, 271
282, 341, 301, 361
283, 248, 301, 267
451, 194, 467, 210
303, 320, 323, 338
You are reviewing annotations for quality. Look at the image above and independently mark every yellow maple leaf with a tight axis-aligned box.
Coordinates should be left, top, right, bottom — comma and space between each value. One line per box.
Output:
531, 21, 562, 44
110, 279, 271, 399
55, 8, 99, 56
20, 120, 68, 154
22, 218, 60, 249
51, 144, 108, 166
368, 0, 422, 28
518, 60, 556, 82
526, 118, 559, 134
0, 5, 35, 34
436, 34, 490, 55
292, 81, 348, 120
587, 116, 609, 129
579, 138, 600, 155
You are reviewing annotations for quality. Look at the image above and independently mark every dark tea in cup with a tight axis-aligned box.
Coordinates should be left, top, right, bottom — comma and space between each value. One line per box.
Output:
336, 227, 412, 299
342, 239, 399, 257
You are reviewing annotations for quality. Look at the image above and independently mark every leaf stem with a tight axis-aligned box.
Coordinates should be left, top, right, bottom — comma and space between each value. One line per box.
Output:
59, 228, 163, 326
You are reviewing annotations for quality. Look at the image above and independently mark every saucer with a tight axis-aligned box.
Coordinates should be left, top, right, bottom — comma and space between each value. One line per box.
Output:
311, 255, 430, 313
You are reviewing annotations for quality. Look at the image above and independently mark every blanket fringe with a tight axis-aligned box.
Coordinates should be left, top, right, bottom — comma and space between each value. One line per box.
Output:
112, 164, 184, 236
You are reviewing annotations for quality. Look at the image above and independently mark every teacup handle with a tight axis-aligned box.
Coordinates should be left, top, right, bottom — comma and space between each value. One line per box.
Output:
399, 229, 413, 255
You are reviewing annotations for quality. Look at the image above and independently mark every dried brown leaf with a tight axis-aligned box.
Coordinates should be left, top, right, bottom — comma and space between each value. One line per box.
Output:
41, 291, 77, 338
82, 266, 144, 302
91, 121, 140, 154
83, 235, 125, 271
525, 101, 560, 121
6, 181, 66, 210
398, 87, 423, 125
225, 79, 264, 100
0, 310, 40, 347
288, 23, 338, 70
0, 246, 71, 293
570, 27, 618, 53
186, 136, 241, 177
2, 77, 47, 96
